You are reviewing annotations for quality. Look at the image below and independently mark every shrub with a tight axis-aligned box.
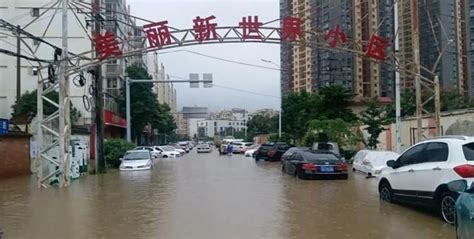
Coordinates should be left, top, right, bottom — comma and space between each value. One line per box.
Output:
104, 138, 136, 168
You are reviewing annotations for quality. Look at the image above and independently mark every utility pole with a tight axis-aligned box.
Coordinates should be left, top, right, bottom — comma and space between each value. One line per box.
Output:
59, 0, 71, 187
394, 1, 401, 153
16, 25, 21, 101
93, 0, 105, 173
126, 77, 131, 142
412, 0, 422, 143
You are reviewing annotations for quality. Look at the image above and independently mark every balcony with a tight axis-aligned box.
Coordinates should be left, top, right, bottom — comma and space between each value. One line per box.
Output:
106, 63, 122, 77
105, 88, 121, 98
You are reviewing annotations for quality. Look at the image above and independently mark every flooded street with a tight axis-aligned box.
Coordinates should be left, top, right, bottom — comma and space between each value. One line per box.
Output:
0, 151, 455, 239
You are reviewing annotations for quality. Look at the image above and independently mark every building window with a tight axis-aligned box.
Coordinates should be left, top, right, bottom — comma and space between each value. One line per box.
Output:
107, 78, 117, 88
31, 8, 40, 17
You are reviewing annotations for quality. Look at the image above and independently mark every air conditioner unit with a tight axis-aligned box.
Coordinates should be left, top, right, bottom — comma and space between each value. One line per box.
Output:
31, 8, 40, 17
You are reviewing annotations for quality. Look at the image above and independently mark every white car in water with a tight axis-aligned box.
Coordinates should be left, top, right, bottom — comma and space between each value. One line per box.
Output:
154, 146, 181, 158
119, 150, 154, 171
244, 144, 261, 157
352, 150, 399, 177
197, 143, 212, 153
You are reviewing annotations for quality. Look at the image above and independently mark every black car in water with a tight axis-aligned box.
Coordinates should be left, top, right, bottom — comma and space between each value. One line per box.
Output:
266, 143, 294, 162
255, 144, 274, 161
282, 150, 348, 179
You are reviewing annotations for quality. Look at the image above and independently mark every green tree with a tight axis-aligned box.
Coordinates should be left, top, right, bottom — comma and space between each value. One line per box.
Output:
386, 89, 471, 120
12, 90, 81, 123
104, 138, 135, 168
303, 118, 360, 147
117, 64, 176, 143
246, 114, 278, 141
361, 98, 391, 149
282, 91, 318, 143
281, 85, 356, 143
318, 85, 357, 123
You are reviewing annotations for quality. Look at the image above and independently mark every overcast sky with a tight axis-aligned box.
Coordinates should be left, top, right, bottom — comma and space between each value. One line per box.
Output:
127, 0, 281, 112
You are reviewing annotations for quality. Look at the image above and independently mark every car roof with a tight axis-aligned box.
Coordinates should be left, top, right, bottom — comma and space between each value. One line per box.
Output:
126, 150, 149, 153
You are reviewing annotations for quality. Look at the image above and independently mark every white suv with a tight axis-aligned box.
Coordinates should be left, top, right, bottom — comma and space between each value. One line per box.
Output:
378, 136, 474, 224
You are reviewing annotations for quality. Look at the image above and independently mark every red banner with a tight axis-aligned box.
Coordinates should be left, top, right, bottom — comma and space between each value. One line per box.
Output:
104, 110, 127, 128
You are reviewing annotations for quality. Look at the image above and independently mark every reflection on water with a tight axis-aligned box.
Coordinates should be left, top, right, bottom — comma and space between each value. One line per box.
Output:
0, 152, 454, 239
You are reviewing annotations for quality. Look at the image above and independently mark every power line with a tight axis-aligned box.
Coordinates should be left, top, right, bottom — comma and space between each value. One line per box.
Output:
167, 74, 280, 99
160, 49, 281, 71
0, 48, 52, 63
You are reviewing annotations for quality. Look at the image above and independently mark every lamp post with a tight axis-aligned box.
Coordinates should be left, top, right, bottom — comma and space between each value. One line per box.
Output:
260, 59, 282, 138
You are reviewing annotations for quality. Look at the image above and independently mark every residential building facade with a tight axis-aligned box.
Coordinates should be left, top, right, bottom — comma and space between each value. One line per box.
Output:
195, 108, 249, 139
151, 53, 177, 113
280, 0, 394, 100
0, 0, 144, 129
398, 0, 469, 96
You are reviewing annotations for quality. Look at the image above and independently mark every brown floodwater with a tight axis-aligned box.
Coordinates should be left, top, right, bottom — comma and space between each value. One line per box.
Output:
0, 151, 455, 239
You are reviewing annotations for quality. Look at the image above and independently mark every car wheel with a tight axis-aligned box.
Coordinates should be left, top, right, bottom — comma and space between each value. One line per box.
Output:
439, 191, 458, 224
163, 155, 168, 158
352, 167, 356, 172
379, 182, 393, 203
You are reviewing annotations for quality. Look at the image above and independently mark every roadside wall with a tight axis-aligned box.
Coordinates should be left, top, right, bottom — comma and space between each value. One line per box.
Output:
361, 109, 474, 152
0, 133, 31, 178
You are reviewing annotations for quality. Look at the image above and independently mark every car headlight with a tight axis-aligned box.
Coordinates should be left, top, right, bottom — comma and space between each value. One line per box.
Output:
374, 169, 382, 175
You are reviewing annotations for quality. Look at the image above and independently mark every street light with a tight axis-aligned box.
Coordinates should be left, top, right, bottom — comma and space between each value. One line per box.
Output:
260, 58, 282, 139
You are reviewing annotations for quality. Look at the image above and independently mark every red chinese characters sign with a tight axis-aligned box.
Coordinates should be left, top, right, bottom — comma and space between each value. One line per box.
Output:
366, 34, 389, 61
143, 21, 173, 48
92, 15, 390, 62
281, 16, 302, 41
193, 15, 218, 41
324, 25, 347, 48
94, 31, 122, 60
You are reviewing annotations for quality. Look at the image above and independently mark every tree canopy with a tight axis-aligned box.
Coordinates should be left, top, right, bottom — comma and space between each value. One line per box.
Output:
12, 90, 81, 123
361, 98, 391, 149
282, 85, 357, 143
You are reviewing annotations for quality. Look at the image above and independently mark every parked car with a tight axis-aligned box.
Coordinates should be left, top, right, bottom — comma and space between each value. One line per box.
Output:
378, 136, 474, 224
134, 146, 160, 158
352, 150, 399, 177
119, 150, 154, 171
281, 147, 308, 162
266, 143, 294, 162
282, 150, 348, 179
177, 144, 190, 153
231, 142, 253, 154
197, 143, 212, 153
153, 146, 181, 158
169, 145, 186, 155
244, 144, 261, 157
447, 179, 474, 239
255, 144, 274, 161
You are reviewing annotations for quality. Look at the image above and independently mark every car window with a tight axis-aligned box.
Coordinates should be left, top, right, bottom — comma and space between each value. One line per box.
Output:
397, 144, 425, 167
420, 142, 448, 163
293, 153, 303, 161
462, 143, 474, 161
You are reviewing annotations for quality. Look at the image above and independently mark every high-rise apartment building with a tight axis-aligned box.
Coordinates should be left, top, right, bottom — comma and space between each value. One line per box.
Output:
280, 0, 394, 100
280, 0, 294, 97
291, 0, 313, 93
398, 0, 469, 96
313, 0, 353, 92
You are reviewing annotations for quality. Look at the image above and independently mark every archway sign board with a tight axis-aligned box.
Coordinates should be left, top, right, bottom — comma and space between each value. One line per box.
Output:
93, 15, 389, 63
